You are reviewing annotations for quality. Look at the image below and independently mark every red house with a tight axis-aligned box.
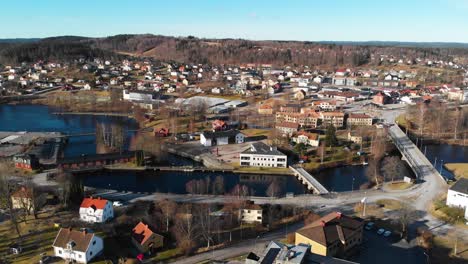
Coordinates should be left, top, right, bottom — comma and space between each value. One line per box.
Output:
212, 120, 227, 131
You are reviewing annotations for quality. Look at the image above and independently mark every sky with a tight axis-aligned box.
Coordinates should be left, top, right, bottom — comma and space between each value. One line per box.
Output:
1, 0, 468, 43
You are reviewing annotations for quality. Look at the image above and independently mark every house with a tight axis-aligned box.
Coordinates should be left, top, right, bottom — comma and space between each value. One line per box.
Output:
347, 132, 363, 144
294, 90, 306, 101
11, 186, 35, 212
276, 122, 300, 137
212, 119, 227, 131
240, 201, 263, 224
79, 197, 114, 223
131, 221, 164, 253
347, 113, 373, 127
320, 112, 345, 128
240, 142, 287, 168
53, 228, 103, 264
258, 103, 274, 115
13, 154, 39, 170
292, 132, 320, 147
200, 130, 245, 147
446, 178, 468, 212
295, 212, 364, 257
373, 92, 391, 105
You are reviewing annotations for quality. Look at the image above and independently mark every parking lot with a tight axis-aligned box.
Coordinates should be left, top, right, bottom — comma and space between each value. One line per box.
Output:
350, 227, 426, 264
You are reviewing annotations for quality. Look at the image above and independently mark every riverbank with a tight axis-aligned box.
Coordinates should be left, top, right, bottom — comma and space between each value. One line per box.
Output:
52, 111, 132, 117
444, 163, 468, 179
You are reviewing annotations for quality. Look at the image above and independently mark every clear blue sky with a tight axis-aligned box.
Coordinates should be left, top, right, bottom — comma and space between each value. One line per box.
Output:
2, 0, 468, 42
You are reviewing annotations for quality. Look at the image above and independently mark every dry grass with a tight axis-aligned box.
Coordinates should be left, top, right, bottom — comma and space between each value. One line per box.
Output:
445, 163, 468, 179
431, 236, 468, 264
385, 182, 413, 190
375, 199, 403, 210
0, 210, 74, 264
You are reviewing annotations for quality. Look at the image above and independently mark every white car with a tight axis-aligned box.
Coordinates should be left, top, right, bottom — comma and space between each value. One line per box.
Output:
383, 231, 392, 237
112, 201, 123, 207
377, 228, 385, 235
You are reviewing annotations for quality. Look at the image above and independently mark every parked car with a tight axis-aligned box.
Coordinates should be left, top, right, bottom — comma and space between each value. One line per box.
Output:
365, 222, 375, 230
113, 201, 123, 207
39, 255, 51, 264
383, 230, 392, 237
377, 228, 385, 235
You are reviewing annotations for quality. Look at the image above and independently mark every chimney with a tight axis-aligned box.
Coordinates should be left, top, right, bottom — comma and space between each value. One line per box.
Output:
336, 212, 342, 219
320, 220, 326, 227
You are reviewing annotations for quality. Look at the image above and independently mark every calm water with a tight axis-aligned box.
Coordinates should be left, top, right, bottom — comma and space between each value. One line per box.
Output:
315, 165, 369, 192
0, 104, 139, 157
423, 144, 468, 180
5, 104, 463, 193
80, 170, 308, 197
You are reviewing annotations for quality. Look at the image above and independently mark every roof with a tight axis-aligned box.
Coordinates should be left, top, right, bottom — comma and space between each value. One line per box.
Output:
276, 122, 300, 129
259, 241, 310, 264
348, 113, 372, 119
450, 178, 468, 195
242, 142, 286, 156
202, 129, 242, 139
132, 221, 157, 246
295, 131, 319, 140
296, 212, 363, 247
52, 228, 95, 252
80, 197, 109, 210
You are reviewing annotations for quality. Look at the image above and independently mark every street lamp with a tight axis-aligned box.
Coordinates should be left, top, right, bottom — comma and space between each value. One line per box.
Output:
423, 251, 430, 264
254, 235, 260, 252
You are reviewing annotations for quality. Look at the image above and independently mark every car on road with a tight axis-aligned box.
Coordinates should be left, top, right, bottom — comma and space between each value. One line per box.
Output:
383, 230, 392, 237
377, 228, 385, 235
365, 222, 375, 230
112, 201, 124, 207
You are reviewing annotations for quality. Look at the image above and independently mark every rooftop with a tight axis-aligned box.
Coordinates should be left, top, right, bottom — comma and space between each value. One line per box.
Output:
450, 178, 468, 194
242, 142, 286, 156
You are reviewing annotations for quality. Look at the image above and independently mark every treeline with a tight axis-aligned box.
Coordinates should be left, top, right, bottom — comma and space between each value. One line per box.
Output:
92, 34, 468, 67
0, 38, 123, 64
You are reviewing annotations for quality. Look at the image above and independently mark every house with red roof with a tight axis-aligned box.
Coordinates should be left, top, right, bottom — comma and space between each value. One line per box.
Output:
79, 197, 114, 223
131, 221, 164, 253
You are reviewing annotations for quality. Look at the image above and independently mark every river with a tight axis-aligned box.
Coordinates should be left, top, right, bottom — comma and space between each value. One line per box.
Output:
4, 104, 464, 195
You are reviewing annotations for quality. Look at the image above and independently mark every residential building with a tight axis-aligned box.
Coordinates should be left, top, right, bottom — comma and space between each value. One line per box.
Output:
347, 132, 363, 145
295, 212, 364, 257
447, 88, 468, 103
79, 197, 114, 223
240, 142, 287, 168
212, 119, 227, 131
280, 103, 302, 113
11, 186, 34, 212
347, 113, 373, 126
13, 154, 39, 170
240, 201, 263, 224
320, 112, 345, 128
200, 130, 245, 147
131, 221, 164, 253
276, 111, 319, 128
246, 241, 358, 264
311, 100, 337, 111
446, 178, 468, 210
276, 122, 300, 137
53, 228, 103, 264
258, 103, 274, 115
291, 132, 320, 147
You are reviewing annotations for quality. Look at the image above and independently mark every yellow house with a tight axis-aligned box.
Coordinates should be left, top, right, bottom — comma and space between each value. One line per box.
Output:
295, 212, 363, 257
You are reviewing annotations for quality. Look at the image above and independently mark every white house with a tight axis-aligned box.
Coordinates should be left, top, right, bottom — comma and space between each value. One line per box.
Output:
240, 202, 263, 224
79, 197, 114, 223
240, 142, 287, 168
446, 178, 468, 213
291, 132, 320, 147
200, 130, 244, 147
53, 228, 103, 264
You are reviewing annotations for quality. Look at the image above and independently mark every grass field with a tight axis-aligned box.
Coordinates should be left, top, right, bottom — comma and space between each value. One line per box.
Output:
445, 163, 468, 179
0, 210, 74, 264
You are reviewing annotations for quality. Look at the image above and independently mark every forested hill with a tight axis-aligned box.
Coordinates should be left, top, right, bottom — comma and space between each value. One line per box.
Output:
2, 34, 468, 66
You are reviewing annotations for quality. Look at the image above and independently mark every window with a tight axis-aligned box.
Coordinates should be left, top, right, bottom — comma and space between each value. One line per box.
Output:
59, 250, 62, 254
90, 251, 93, 256
93, 240, 96, 245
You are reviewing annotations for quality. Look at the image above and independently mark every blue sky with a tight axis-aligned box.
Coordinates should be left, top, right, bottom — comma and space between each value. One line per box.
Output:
1, 0, 468, 42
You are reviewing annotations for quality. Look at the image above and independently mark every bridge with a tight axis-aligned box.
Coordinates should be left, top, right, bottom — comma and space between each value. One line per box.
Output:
388, 125, 445, 182
289, 166, 329, 194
